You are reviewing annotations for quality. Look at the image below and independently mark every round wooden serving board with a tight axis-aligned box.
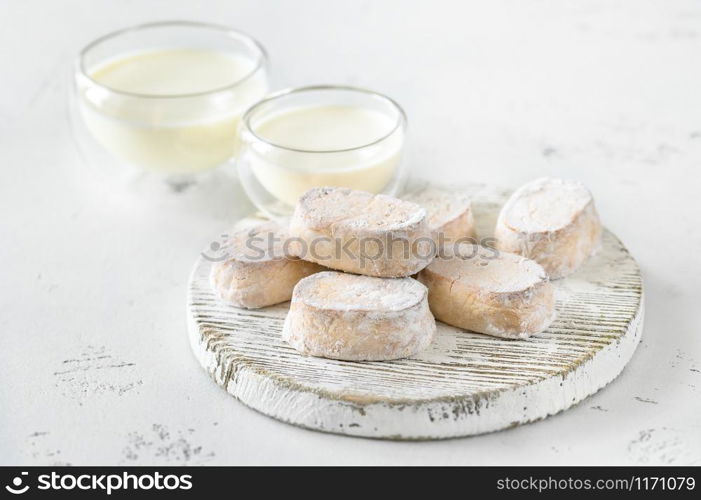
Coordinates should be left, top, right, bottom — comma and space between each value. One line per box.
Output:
187, 184, 644, 440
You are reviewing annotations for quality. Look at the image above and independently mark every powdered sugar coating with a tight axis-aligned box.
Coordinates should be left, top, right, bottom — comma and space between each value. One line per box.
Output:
495, 177, 602, 278
289, 187, 435, 277
220, 220, 291, 263
500, 177, 592, 233
419, 244, 554, 338
210, 221, 323, 309
296, 187, 426, 232
428, 244, 547, 294
283, 271, 436, 361
293, 271, 426, 312
404, 186, 475, 237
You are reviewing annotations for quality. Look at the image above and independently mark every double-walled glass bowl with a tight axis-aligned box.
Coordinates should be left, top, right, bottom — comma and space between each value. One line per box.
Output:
72, 21, 269, 180
237, 85, 407, 217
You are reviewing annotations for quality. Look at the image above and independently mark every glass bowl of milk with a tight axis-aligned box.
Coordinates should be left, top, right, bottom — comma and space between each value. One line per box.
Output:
237, 85, 407, 217
72, 21, 269, 182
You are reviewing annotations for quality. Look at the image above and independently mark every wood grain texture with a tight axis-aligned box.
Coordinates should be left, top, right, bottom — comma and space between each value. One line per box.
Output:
187, 185, 644, 440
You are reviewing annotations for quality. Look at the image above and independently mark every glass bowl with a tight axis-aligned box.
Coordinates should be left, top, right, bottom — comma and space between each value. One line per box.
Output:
71, 21, 269, 186
236, 85, 407, 218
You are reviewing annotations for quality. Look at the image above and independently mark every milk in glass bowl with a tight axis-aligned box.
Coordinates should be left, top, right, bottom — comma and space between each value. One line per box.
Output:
72, 21, 269, 180
237, 86, 407, 217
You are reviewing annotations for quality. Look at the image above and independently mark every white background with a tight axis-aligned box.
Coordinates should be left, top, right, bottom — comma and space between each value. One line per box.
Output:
1, 0, 700, 465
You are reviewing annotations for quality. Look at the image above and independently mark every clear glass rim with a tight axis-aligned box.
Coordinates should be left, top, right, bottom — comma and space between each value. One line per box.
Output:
242, 84, 407, 154
77, 20, 268, 99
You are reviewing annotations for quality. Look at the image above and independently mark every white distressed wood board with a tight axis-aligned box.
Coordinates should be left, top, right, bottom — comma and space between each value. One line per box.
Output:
187, 185, 644, 440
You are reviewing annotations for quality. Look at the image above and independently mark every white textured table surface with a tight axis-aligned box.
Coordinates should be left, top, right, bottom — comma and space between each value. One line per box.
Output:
1, 0, 700, 465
